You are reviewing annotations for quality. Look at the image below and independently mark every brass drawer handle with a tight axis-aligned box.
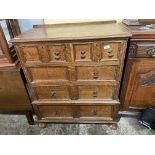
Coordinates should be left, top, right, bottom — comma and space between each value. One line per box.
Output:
80, 51, 86, 59
92, 90, 97, 97
107, 48, 113, 58
54, 51, 61, 60
108, 53, 114, 58
93, 72, 99, 79
50, 91, 56, 98
147, 47, 155, 57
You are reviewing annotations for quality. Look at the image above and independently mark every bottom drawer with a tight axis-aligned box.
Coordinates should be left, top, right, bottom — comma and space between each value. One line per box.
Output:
33, 104, 119, 122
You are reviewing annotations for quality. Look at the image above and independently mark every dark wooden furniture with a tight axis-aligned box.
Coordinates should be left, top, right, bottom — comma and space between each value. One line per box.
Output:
11, 21, 131, 128
0, 20, 34, 125
120, 22, 155, 111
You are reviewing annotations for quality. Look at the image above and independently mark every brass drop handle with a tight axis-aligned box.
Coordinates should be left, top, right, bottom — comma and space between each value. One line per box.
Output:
108, 48, 114, 58
108, 53, 114, 58
92, 90, 97, 97
93, 71, 99, 79
80, 51, 86, 59
54, 51, 61, 60
147, 47, 155, 58
50, 91, 56, 98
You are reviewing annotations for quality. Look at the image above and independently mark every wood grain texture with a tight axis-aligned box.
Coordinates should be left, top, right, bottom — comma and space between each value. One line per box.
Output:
122, 59, 155, 110
121, 22, 155, 111
0, 66, 32, 110
10, 22, 131, 43
12, 22, 129, 127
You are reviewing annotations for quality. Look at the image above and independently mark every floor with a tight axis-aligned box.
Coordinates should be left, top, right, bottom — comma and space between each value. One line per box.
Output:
0, 114, 155, 135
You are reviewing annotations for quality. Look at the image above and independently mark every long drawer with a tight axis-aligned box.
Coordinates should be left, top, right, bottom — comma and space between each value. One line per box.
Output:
26, 65, 118, 83
32, 84, 117, 101
33, 104, 119, 121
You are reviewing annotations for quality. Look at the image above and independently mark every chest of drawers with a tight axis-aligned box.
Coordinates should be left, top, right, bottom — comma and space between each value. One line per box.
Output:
11, 21, 130, 128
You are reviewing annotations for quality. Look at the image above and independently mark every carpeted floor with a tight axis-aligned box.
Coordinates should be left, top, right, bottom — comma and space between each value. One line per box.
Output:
0, 114, 155, 135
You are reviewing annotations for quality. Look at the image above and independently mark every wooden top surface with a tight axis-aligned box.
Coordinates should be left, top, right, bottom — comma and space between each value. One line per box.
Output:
10, 21, 131, 43
122, 23, 155, 39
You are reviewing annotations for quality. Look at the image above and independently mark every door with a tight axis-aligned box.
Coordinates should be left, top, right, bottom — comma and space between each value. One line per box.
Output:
123, 59, 155, 109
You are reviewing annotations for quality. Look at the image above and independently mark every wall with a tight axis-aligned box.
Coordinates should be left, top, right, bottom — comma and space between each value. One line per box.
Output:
18, 19, 44, 32
44, 19, 121, 24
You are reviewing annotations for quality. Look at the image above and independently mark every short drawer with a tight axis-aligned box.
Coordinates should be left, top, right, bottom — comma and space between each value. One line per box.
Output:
76, 66, 117, 81
27, 66, 68, 82
34, 105, 116, 121
136, 42, 155, 58
100, 41, 122, 60
79, 105, 113, 118
73, 43, 93, 62
78, 85, 114, 99
33, 85, 70, 100
36, 105, 74, 119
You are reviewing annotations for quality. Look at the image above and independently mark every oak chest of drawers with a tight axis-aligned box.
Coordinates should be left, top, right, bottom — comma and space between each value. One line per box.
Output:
10, 21, 131, 128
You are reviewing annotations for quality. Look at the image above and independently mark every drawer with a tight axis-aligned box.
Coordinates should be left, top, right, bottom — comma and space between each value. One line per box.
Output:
33, 85, 70, 100
19, 44, 71, 64
78, 85, 114, 99
36, 105, 74, 119
136, 42, 155, 58
100, 41, 122, 60
34, 105, 116, 120
73, 43, 93, 62
79, 105, 112, 118
27, 67, 68, 82
20, 45, 41, 63
76, 66, 117, 81
47, 44, 71, 62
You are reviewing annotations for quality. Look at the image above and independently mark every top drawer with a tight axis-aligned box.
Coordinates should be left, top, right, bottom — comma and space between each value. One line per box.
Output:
136, 42, 155, 58
18, 44, 71, 64
17, 40, 124, 64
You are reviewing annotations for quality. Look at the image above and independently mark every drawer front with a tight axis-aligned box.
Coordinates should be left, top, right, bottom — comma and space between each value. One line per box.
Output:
79, 105, 112, 118
136, 42, 155, 58
78, 85, 114, 99
100, 41, 122, 60
19, 44, 71, 64
37, 105, 74, 119
34, 105, 116, 120
76, 66, 117, 81
73, 43, 93, 62
28, 67, 68, 82
33, 85, 70, 100
20, 45, 41, 63
47, 44, 71, 62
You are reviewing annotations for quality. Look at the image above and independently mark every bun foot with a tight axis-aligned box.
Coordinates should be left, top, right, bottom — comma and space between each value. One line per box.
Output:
109, 123, 118, 130
39, 122, 46, 128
